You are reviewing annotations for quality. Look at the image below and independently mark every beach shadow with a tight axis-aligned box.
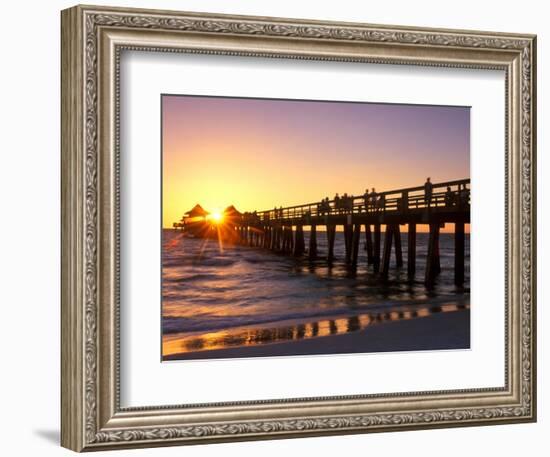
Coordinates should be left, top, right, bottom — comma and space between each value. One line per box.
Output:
34, 429, 59, 445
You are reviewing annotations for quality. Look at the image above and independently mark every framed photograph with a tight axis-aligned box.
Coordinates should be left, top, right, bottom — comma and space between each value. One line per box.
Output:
61, 4, 536, 451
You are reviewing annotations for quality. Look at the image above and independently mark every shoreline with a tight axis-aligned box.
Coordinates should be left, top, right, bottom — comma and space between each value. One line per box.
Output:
163, 308, 470, 361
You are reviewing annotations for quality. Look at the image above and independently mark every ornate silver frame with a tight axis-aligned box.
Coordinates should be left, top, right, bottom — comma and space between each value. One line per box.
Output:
61, 4, 537, 452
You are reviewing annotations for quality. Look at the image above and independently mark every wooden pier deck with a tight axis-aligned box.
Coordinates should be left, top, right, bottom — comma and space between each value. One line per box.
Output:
178, 179, 470, 287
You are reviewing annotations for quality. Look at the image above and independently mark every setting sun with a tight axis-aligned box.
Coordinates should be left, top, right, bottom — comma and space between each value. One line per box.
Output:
210, 211, 223, 223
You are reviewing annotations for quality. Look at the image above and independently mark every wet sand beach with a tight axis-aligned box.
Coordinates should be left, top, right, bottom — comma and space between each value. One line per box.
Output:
164, 307, 470, 361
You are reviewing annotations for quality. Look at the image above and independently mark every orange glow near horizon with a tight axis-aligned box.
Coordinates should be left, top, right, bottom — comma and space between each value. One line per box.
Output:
162, 96, 470, 234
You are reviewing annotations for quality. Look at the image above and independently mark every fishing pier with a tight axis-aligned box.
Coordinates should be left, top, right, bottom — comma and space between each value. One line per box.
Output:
178, 179, 470, 287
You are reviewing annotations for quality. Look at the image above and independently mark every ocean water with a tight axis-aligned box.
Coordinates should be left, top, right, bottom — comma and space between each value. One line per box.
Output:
162, 228, 470, 357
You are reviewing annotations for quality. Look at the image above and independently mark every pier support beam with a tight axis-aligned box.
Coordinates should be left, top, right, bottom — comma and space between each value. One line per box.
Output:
270, 226, 278, 251
435, 226, 441, 275
425, 222, 441, 286
309, 225, 318, 260
455, 221, 465, 286
394, 224, 403, 267
344, 224, 353, 264
294, 225, 305, 257
327, 225, 336, 262
282, 227, 289, 253
282, 226, 294, 254
351, 224, 361, 267
364, 224, 374, 264
381, 224, 394, 277
407, 223, 417, 278
373, 224, 381, 272
263, 227, 270, 249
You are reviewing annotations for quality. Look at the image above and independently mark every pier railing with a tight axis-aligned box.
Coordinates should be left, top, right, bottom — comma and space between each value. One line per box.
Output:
246, 179, 470, 223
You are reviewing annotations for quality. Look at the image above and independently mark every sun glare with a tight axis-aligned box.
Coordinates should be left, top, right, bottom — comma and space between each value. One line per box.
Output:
210, 211, 223, 223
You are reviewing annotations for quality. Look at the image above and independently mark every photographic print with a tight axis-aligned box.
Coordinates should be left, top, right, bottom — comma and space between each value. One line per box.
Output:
161, 95, 470, 361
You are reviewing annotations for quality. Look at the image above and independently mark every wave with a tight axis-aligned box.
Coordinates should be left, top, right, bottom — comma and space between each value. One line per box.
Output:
162, 293, 469, 334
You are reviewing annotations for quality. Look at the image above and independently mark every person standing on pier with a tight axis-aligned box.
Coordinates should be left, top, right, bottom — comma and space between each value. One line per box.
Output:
369, 188, 377, 212
376, 193, 385, 212
323, 197, 331, 214
342, 193, 349, 213
363, 189, 370, 213
424, 177, 433, 207
459, 184, 469, 208
318, 198, 328, 216
444, 186, 454, 207
334, 193, 340, 213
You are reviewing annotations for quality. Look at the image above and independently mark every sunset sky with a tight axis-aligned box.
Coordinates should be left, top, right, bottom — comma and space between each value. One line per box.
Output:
162, 95, 470, 229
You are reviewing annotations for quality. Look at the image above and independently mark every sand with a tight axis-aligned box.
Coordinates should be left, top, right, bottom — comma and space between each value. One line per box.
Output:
164, 308, 470, 361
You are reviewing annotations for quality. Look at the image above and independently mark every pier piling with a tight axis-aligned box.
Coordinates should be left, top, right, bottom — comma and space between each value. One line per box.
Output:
344, 224, 353, 264
425, 222, 441, 286
351, 224, 361, 267
309, 225, 318, 260
407, 223, 417, 278
364, 224, 374, 264
294, 225, 305, 257
327, 225, 336, 262
394, 224, 403, 267
381, 224, 394, 277
373, 224, 381, 273
455, 221, 465, 286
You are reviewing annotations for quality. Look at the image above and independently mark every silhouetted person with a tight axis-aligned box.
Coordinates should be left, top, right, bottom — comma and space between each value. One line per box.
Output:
459, 184, 469, 207
369, 188, 377, 212
444, 186, 454, 207
318, 198, 327, 216
376, 194, 386, 212
424, 177, 433, 207
334, 193, 340, 213
342, 193, 349, 213
363, 188, 369, 213
323, 197, 331, 214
